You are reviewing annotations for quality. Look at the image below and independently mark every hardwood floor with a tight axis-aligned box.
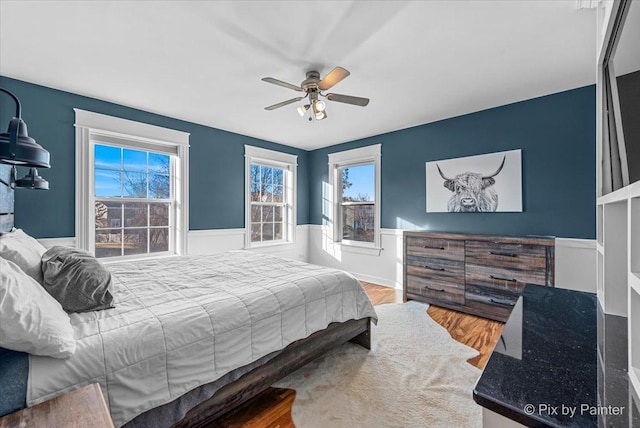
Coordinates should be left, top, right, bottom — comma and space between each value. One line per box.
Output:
361, 282, 503, 369
426, 304, 504, 369
212, 282, 503, 427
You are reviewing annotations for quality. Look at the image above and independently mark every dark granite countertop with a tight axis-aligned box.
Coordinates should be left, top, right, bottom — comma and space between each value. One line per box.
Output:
474, 284, 600, 427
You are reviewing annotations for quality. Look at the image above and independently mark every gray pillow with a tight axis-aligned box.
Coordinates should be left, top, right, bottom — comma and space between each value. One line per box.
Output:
41, 246, 114, 313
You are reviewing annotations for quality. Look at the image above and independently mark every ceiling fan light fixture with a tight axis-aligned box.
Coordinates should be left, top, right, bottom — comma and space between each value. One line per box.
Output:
314, 100, 326, 112
297, 104, 310, 117
315, 110, 327, 121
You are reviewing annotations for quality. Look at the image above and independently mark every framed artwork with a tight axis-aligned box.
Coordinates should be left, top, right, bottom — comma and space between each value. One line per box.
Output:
426, 149, 522, 213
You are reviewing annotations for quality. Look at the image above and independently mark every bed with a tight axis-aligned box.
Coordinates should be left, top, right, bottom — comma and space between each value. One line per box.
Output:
0, 164, 377, 427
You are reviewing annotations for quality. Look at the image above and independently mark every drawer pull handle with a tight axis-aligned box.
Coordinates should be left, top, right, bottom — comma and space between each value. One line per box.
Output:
489, 298, 516, 307
424, 286, 446, 292
423, 245, 446, 250
488, 251, 518, 257
423, 265, 445, 271
489, 275, 517, 282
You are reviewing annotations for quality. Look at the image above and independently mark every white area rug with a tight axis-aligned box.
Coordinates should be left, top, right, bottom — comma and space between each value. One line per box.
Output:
275, 301, 482, 428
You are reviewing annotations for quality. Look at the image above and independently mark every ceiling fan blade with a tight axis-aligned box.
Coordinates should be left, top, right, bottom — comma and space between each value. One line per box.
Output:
261, 77, 304, 92
326, 93, 370, 107
264, 97, 305, 111
318, 67, 350, 90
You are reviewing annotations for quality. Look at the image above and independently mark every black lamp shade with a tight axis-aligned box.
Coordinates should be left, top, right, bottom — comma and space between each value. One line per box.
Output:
0, 118, 50, 168
15, 167, 49, 190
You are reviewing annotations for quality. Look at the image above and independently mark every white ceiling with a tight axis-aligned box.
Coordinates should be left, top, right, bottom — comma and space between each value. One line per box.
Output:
0, 1, 596, 150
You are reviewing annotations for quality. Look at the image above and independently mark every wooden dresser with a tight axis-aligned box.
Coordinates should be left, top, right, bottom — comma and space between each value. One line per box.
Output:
403, 232, 555, 321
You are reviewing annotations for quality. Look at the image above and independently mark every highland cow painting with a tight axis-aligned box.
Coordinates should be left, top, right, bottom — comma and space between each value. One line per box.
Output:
426, 149, 522, 213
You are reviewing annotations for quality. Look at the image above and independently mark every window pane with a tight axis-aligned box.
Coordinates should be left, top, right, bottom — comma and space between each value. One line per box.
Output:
124, 203, 148, 227
273, 168, 284, 187
341, 164, 375, 202
274, 222, 283, 240
262, 206, 274, 222
251, 205, 261, 223
95, 229, 122, 258
123, 149, 147, 172
149, 174, 170, 199
123, 172, 147, 198
96, 201, 122, 229
95, 169, 121, 197
262, 223, 274, 241
150, 228, 169, 253
95, 145, 121, 170
250, 165, 261, 201
342, 204, 375, 242
148, 153, 170, 174
149, 203, 169, 226
274, 206, 282, 222
251, 223, 261, 242
124, 229, 148, 255
262, 184, 273, 202
273, 185, 283, 203
260, 166, 273, 186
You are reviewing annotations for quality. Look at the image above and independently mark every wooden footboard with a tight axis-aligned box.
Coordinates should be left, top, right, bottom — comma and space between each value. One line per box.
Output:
174, 317, 371, 428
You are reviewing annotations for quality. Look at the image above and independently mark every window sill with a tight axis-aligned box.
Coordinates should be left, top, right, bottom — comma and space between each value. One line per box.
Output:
338, 243, 383, 256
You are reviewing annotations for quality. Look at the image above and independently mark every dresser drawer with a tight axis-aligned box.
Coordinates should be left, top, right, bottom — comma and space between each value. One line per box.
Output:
465, 263, 546, 291
465, 284, 519, 321
406, 274, 465, 305
405, 255, 464, 281
405, 236, 464, 261
465, 240, 547, 271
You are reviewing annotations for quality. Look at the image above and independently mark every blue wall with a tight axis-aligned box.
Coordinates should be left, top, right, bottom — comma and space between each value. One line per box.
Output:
0, 76, 595, 240
0, 76, 309, 238
308, 86, 596, 239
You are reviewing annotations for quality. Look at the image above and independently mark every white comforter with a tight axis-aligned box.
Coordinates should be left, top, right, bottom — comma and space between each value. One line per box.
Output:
27, 251, 377, 426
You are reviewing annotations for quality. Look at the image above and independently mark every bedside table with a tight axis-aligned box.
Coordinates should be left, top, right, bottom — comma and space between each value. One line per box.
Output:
0, 383, 114, 428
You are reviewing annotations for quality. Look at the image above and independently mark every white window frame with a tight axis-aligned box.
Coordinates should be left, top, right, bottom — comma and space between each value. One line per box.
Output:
245, 145, 297, 248
75, 109, 190, 260
328, 144, 381, 251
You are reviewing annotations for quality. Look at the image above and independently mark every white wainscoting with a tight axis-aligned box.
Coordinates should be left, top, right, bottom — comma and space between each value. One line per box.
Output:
308, 226, 404, 289
38, 227, 596, 293
554, 237, 597, 293
38, 237, 77, 248
308, 226, 598, 293
36, 226, 310, 262
188, 225, 310, 261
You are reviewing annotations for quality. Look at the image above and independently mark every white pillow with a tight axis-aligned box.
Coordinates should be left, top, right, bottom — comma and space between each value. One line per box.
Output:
0, 228, 47, 284
0, 257, 76, 358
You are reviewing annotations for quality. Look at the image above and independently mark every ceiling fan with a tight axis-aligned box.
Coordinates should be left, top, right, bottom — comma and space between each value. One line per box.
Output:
261, 67, 369, 121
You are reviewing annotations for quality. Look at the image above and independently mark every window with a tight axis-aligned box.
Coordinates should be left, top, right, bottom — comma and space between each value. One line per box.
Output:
93, 145, 172, 258
339, 163, 375, 243
328, 144, 381, 249
245, 145, 297, 248
75, 109, 189, 260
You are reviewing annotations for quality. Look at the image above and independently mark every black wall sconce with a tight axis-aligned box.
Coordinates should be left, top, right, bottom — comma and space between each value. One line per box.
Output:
0, 87, 50, 190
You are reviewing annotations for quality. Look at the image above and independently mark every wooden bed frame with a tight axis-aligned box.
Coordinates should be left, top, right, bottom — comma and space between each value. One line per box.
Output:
175, 317, 371, 428
0, 163, 373, 427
